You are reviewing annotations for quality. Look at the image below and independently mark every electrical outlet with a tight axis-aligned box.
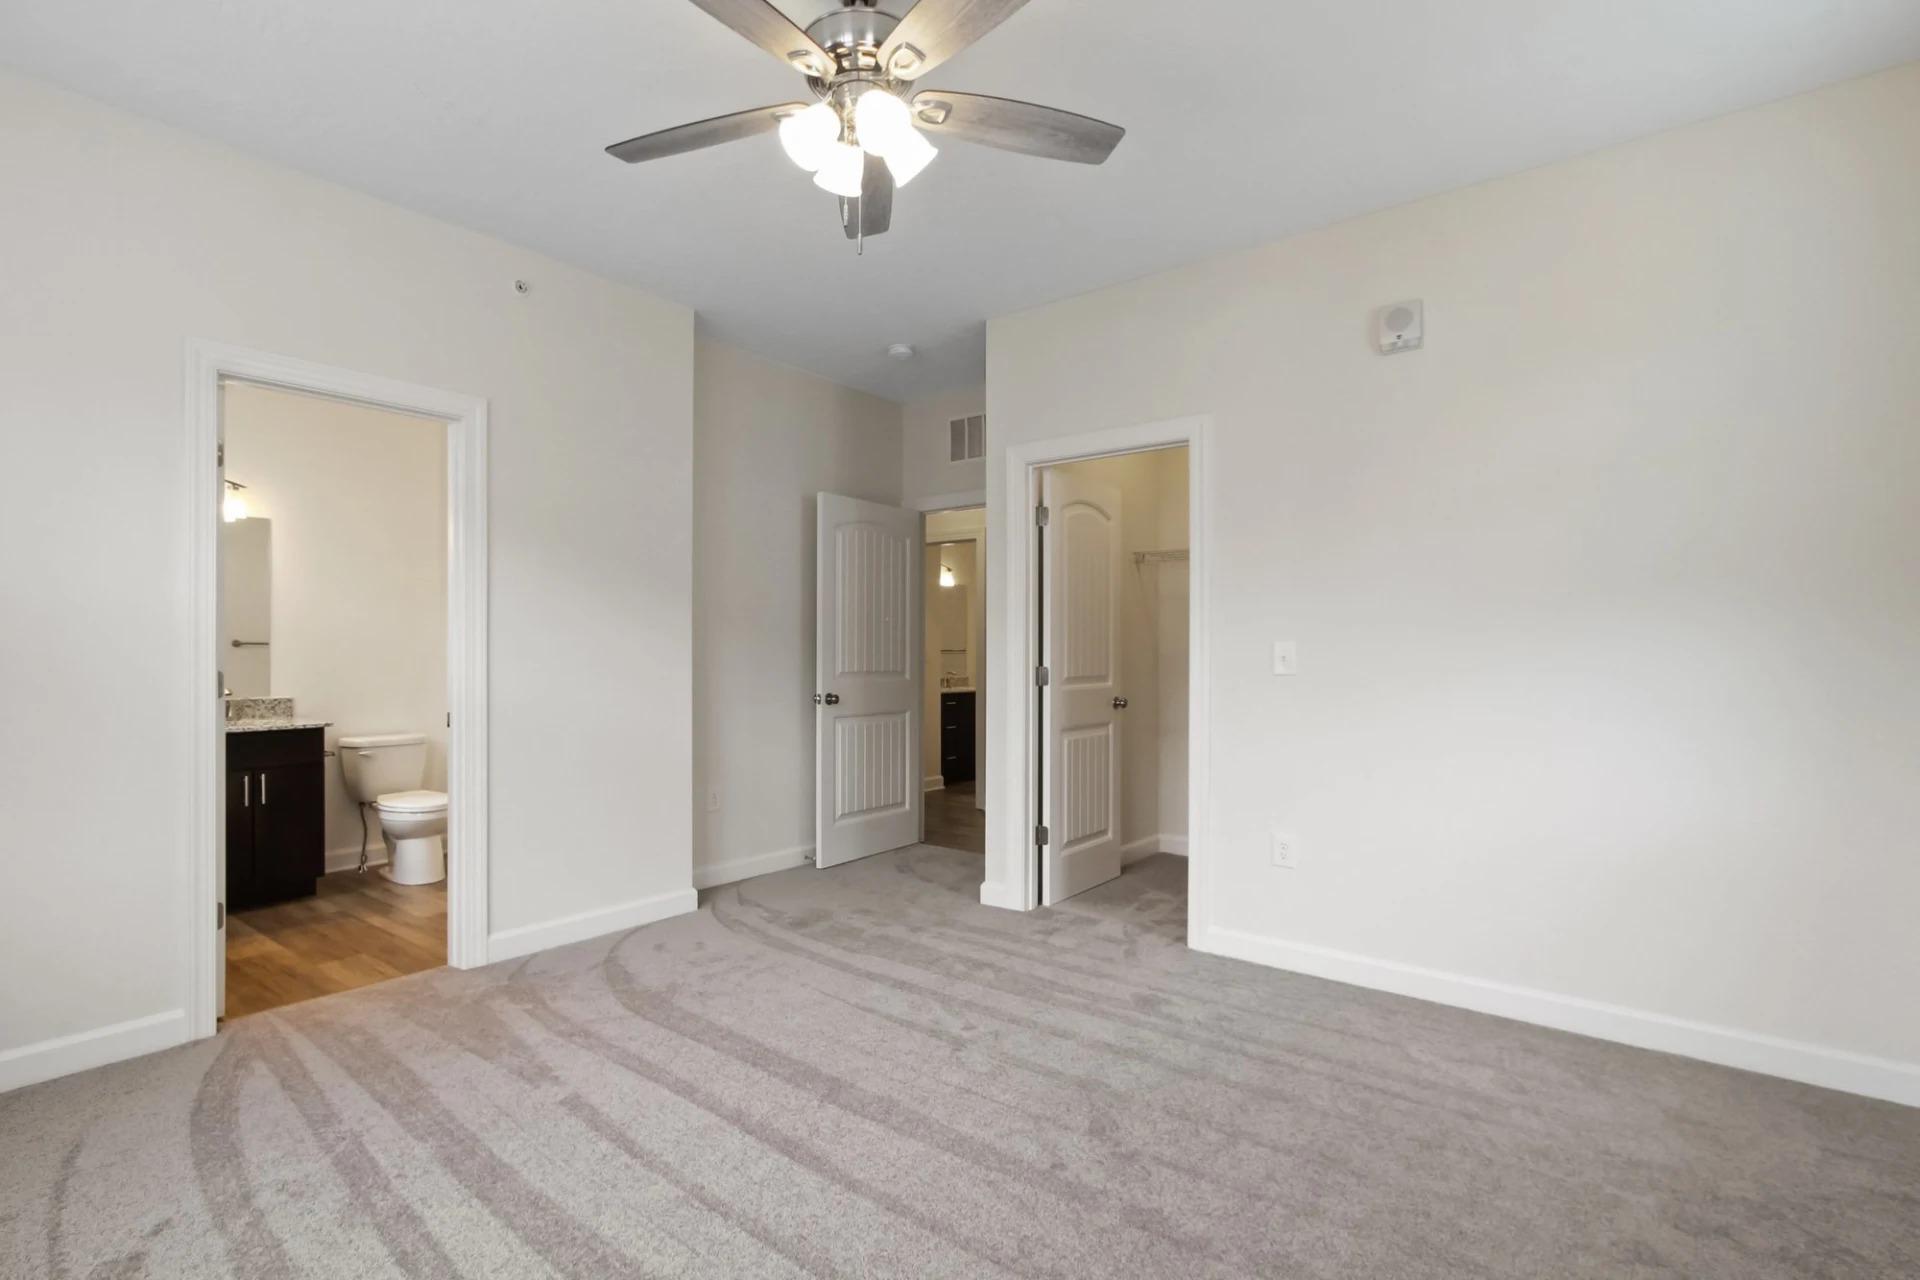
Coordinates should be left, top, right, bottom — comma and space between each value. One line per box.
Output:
706, 787, 721, 812
1270, 829, 1298, 870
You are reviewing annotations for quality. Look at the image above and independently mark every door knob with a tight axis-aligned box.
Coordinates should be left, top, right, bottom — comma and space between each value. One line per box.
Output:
815, 692, 840, 705
1111, 696, 1129, 709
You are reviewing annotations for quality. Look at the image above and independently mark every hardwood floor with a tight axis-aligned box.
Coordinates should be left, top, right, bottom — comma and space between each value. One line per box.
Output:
924, 780, 985, 854
224, 869, 446, 1019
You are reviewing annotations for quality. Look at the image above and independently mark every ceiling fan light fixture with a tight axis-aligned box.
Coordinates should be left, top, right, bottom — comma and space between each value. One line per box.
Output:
812, 140, 866, 198
853, 88, 915, 157
883, 129, 937, 186
778, 102, 840, 171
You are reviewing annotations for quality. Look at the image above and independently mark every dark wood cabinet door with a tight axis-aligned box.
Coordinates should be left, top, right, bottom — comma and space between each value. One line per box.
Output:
940, 692, 976, 784
253, 762, 325, 904
225, 769, 258, 911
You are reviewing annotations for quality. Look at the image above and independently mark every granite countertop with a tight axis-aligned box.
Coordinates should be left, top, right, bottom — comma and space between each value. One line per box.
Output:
226, 718, 332, 734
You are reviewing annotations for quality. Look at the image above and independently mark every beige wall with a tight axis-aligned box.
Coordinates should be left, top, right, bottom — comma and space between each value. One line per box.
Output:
223, 384, 448, 869
902, 386, 986, 506
985, 64, 1920, 1092
693, 340, 902, 888
0, 71, 694, 1085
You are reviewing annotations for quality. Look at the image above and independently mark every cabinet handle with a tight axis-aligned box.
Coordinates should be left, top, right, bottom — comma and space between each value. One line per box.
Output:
242, 774, 250, 808
259, 772, 268, 805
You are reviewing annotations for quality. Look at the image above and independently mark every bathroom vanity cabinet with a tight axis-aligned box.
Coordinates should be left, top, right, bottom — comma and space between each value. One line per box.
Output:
940, 690, 976, 785
226, 727, 325, 910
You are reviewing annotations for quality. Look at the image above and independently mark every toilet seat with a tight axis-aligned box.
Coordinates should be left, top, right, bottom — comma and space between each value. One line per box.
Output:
375, 788, 447, 814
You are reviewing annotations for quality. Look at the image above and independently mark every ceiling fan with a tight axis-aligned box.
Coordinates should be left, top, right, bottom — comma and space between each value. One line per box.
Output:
606, 0, 1125, 243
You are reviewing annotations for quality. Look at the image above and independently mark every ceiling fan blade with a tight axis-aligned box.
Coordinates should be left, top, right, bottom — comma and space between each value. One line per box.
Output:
878, 0, 1030, 80
841, 155, 895, 240
861, 153, 893, 236
910, 90, 1124, 164
684, 0, 834, 77
606, 102, 806, 164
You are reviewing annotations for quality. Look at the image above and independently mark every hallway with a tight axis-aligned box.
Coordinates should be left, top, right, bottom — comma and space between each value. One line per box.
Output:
923, 780, 983, 854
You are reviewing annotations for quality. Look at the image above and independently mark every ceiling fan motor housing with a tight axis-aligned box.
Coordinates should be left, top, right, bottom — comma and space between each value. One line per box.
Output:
805, 6, 903, 76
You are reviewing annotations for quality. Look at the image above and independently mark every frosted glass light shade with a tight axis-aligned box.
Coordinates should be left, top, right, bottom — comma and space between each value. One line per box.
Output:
883, 128, 937, 186
222, 492, 248, 522
778, 103, 839, 172
811, 141, 865, 198
853, 89, 914, 156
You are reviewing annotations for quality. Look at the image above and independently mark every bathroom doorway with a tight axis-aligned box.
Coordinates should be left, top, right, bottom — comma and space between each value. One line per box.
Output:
923, 505, 986, 853
218, 382, 449, 1017
187, 343, 489, 1037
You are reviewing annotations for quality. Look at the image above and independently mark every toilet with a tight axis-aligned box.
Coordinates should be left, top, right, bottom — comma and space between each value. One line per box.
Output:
337, 732, 448, 885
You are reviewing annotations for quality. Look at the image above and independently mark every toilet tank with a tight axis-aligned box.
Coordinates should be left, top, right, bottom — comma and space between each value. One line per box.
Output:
338, 732, 428, 802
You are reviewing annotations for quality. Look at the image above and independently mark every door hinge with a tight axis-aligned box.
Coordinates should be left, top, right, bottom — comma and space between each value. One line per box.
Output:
216, 442, 225, 468
446, 712, 451, 727
1035, 503, 1049, 527
1034, 665, 1050, 687
216, 902, 226, 929
1035, 824, 1049, 847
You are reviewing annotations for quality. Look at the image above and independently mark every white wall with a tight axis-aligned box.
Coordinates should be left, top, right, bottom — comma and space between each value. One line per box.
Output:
223, 384, 448, 868
692, 340, 901, 889
0, 72, 694, 1087
902, 386, 986, 506
986, 64, 1920, 1100
1046, 448, 1188, 855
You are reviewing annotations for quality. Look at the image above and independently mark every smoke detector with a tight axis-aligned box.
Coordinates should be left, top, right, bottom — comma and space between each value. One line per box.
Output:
886, 343, 915, 360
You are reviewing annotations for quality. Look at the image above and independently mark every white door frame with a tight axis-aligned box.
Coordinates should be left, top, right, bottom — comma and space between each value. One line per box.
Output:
991, 416, 1211, 941
185, 340, 489, 1040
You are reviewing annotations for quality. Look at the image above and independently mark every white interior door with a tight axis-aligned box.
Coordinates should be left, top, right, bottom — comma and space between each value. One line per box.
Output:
816, 493, 922, 868
1041, 468, 1124, 904
214, 436, 228, 1018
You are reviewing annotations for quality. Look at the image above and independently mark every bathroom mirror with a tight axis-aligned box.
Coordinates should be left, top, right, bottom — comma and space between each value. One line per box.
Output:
926, 542, 974, 690
221, 517, 272, 697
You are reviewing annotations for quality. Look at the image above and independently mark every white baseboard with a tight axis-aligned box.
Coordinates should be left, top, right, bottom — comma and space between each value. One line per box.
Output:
978, 879, 1025, 910
0, 1009, 189, 1094
693, 843, 813, 890
1197, 925, 1920, 1109
486, 888, 697, 964
1122, 833, 1189, 864
923, 775, 946, 792
324, 845, 388, 874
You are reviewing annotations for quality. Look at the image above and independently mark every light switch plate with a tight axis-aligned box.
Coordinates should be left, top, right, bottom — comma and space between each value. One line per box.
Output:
1271, 829, 1297, 870
1273, 641, 1298, 676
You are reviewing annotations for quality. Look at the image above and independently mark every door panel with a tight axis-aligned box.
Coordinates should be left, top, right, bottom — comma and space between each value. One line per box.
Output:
225, 768, 255, 914
254, 762, 325, 904
1042, 470, 1124, 903
816, 494, 922, 868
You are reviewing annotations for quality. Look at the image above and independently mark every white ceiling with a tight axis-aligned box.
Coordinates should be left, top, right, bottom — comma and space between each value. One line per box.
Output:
6, 2, 1919, 400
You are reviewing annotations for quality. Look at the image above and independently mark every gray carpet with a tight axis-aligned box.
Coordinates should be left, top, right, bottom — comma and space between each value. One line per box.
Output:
4, 848, 1917, 1279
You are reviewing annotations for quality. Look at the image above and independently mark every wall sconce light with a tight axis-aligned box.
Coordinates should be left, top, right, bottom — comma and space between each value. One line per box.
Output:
938, 563, 955, 589
222, 479, 249, 523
